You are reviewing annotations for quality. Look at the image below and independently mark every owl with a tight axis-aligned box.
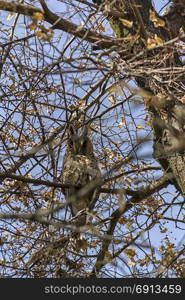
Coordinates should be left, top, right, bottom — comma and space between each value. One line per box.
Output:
61, 125, 101, 232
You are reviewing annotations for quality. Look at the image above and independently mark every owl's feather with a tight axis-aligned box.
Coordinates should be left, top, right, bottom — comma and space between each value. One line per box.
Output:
61, 125, 101, 231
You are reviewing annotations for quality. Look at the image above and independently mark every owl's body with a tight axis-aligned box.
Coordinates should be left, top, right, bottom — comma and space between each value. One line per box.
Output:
62, 125, 100, 229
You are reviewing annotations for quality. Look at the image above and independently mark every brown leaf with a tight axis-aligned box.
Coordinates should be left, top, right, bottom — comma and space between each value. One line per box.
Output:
120, 18, 133, 28
149, 9, 165, 27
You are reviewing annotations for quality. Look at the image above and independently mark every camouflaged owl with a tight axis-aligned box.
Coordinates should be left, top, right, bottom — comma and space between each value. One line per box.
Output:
62, 125, 101, 229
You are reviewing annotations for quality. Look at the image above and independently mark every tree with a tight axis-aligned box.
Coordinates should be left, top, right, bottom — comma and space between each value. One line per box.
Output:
0, 0, 184, 278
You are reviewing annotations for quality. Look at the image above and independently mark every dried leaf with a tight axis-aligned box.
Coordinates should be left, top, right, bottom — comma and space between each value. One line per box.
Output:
32, 12, 44, 21
95, 23, 106, 32
154, 34, 164, 45
120, 18, 133, 28
124, 248, 136, 258
127, 259, 135, 267
149, 9, 165, 27
7, 12, 15, 21
118, 117, 126, 128
108, 94, 116, 105
147, 35, 164, 49
118, 217, 127, 224
27, 23, 37, 30
136, 125, 144, 129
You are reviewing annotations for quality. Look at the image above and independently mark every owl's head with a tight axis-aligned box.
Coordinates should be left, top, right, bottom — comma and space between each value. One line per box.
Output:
67, 125, 94, 155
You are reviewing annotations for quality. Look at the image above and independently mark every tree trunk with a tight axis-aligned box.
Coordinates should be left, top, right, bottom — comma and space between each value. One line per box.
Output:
93, 0, 185, 197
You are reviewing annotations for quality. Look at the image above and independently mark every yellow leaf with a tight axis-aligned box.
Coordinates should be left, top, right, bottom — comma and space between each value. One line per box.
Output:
154, 34, 164, 44
179, 27, 185, 34
35, 30, 43, 38
32, 12, 44, 21
27, 23, 37, 31
149, 9, 158, 23
118, 117, 126, 128
146, 38, 155, 49
149, 9, 165, 27
127, 259, 135, 267
124, 248, 136, 258
120, 18, 133, 28
147, 35, 163, 49
108, 95, 116, 105
7, 12, 15, 21
77, 99, 84, 105
74, 78, 81, 84
136, 125, 144, 129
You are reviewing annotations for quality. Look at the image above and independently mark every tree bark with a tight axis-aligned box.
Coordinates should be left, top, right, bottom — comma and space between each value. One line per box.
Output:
93, 0, 185, 197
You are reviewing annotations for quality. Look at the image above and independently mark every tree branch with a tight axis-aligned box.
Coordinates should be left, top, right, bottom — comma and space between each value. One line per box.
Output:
0, 1, 42, 15
0, 0, 121, 49
89, 172, 174, 277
